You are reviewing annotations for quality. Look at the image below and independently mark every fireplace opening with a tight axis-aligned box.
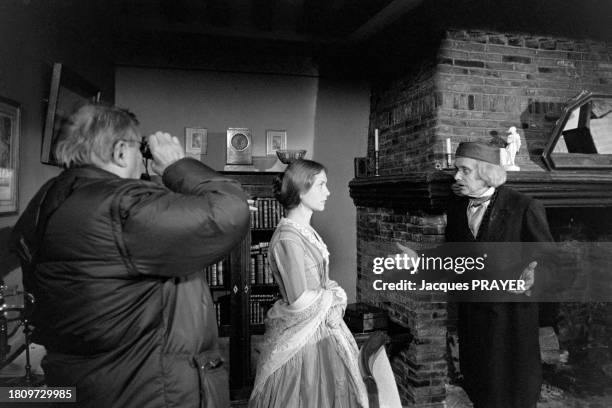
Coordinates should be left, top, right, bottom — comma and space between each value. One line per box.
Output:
541, 207, 612, 396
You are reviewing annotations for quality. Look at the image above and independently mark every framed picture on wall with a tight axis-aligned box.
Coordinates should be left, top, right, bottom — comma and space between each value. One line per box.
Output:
185, 127, 207, 156
41, 63, 101, 166
266, 130, 287, 155
0, 96, 21, 214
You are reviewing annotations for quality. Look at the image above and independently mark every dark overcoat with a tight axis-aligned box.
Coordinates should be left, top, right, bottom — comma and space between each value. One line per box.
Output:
12, 158, 250, 408
445, 185, 553, 408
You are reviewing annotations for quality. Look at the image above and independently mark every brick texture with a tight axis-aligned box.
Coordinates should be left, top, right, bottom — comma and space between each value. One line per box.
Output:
369, 30, 612, 173
362, 28, 612, 407
357, 207, 448, 406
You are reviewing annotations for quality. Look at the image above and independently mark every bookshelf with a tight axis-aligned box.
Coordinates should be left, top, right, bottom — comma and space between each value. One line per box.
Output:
206, 259, 232, 337
210, 172, 283, 400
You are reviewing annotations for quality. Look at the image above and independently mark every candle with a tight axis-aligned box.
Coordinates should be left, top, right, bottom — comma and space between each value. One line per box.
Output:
445, 138, 452, 168
374, 129, 379, 152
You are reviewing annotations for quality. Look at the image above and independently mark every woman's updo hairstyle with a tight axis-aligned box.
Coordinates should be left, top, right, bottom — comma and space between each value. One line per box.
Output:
273, 159, 326, 211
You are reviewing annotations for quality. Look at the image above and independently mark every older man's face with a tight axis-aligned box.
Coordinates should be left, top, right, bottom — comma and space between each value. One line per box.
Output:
454, 157, 488, 196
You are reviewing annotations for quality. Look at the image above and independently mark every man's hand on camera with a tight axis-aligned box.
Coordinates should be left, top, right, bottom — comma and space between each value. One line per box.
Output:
147, 132, 185, 175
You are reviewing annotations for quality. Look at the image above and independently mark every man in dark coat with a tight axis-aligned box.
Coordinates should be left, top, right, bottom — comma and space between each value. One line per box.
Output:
11, 103, 250, 407
446, 142, 553, 408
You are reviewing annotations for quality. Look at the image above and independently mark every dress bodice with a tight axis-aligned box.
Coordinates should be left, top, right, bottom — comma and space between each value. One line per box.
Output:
268, 218, 330, 302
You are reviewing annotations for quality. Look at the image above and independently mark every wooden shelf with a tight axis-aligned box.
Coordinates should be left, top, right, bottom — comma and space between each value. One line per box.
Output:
250, 284, 278, 290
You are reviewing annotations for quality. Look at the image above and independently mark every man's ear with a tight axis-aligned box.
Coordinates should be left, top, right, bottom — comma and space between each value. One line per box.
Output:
112, 141, 128, 168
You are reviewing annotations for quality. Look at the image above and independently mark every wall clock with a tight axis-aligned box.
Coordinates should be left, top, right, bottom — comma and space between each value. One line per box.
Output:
226, 128, 253, 165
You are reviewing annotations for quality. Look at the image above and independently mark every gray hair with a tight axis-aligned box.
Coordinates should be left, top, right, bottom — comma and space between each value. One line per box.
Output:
54, 103, 140, 168
476, 161, 507, 187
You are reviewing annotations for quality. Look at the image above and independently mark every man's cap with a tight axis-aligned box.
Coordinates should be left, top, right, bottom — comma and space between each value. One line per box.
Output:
455, 142, 500, 165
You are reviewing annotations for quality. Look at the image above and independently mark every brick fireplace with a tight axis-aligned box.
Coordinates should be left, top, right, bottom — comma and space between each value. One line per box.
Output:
350, 29, 612, 407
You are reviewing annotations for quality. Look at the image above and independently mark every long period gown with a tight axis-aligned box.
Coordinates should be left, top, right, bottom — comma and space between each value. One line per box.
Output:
249, 218, 368, 408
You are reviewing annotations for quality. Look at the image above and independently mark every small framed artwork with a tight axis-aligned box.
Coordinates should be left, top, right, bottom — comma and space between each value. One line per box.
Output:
185, 127, 207, 156
0, 96, 21, 214
266, 130, 287, 155
41, 63, 101, 166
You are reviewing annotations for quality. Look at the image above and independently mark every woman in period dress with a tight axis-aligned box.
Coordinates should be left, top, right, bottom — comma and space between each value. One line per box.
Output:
249, 159, 368, 408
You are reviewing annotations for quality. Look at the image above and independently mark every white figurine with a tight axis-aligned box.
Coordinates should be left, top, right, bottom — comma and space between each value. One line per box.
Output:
503, 126, 521, 171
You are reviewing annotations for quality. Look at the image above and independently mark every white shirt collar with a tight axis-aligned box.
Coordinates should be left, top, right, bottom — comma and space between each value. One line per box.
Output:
470, 186, 495, 199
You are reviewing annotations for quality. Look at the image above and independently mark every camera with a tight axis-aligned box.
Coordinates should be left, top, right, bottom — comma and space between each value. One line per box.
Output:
140, 136, 153, 160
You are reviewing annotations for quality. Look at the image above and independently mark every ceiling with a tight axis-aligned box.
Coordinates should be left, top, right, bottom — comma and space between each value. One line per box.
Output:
69, 0, 612, 44
23, 0, 612, 77
115, 0, 424, 46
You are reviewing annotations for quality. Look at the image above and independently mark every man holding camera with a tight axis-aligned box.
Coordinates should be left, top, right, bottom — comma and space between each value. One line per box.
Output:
12, 103, 250, 407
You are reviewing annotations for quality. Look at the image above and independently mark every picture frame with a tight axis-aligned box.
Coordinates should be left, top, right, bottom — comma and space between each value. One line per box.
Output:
41, 63, 101, 166
266, 130, 287, 155
185, 127, 207, 156
0, 96, 21, 214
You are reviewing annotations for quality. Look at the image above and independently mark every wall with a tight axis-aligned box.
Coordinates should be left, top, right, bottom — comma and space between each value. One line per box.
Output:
116, 67, 370, 302
312, 77, 370, 301
0, 3, 115, 231
369, 30, 612, 174
116, 67, 318, 170
369, 69, 440, 175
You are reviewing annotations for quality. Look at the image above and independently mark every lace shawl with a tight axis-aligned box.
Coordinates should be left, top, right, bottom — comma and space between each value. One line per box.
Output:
253, 288, 332, 390
251, 286, 367, 407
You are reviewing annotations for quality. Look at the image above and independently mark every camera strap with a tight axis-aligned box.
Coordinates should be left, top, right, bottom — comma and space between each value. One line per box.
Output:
16, 174, 78, 268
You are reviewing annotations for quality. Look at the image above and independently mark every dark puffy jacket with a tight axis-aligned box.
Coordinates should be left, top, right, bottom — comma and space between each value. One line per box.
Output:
11, 158, 250, 408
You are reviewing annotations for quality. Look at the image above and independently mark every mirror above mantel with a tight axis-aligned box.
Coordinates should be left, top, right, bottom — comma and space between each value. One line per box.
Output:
543, 90, 612, 170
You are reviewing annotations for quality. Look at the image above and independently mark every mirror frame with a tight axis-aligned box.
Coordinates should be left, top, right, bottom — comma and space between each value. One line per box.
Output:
543, 90, 612, 170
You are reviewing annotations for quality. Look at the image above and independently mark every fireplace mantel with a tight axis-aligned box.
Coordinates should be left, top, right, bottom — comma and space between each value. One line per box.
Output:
349, 170, 612, 212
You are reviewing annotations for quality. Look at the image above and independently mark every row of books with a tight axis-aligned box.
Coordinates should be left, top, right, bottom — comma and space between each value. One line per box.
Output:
208, 242, 277, 288
205, 260, 226, 287
251, 198, 285, 229
249, 294, 278, 325
214, 295, 230, 326
250, 242, 274, 284
214, 301, 224, 326
213, 293, 279, 327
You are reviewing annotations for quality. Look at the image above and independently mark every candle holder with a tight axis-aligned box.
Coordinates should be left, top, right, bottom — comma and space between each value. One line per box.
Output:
374, 151, 380, 176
